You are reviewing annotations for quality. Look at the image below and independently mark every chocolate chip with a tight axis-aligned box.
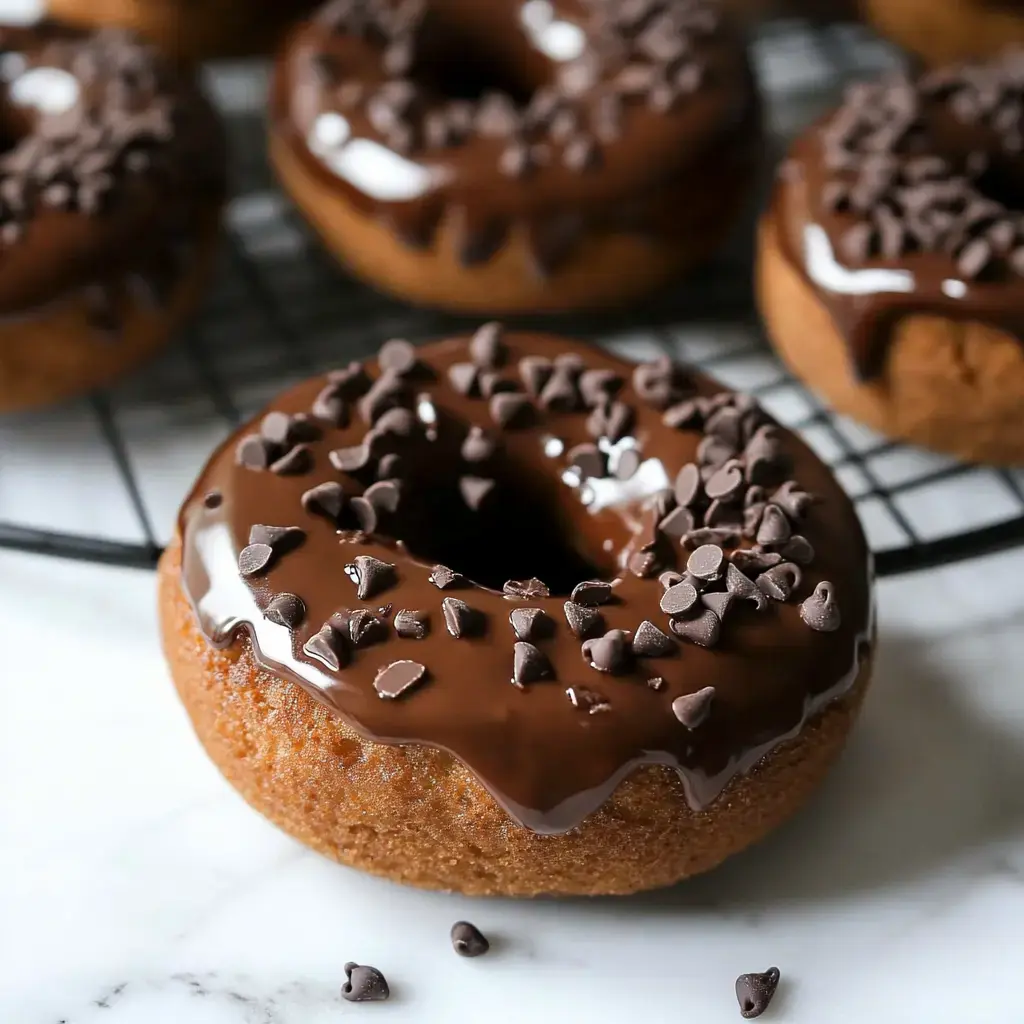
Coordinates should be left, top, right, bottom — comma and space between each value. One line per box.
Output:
756, 504, 792, 546
394, 608, 429, 639
633, 619, 675, 657
725, 562, 768, 611
348, 500, 377, 538
429, 564, 462, 589
687, 544, 725, 581
563, 600, 604, 639
704, 459, 745, 503
582, 628, 631, 674
685, 527, 740, 549
628, 546, 661, 578
705, 406, 744, 448
303, 624, 347, 670
756, 562, 803, 602
347, 608, 388, 646
669, 608, 721, 647
469, 321, 505, 369
579, 369, 622, 407
456, 475, 493, 511
780, 535, 815, 565
203, 491, 222, 509
731, 549, 782, 575
448, 361, 479, 396
518, 355, 553, 397
697, 434, 736, 469
663, 400, 704, 430
364, 480, 400, 514
706, 498, 743, 529
327, 362, 371, 397
374, 660, 427, 699
674, 463, 703, 507
269, 444, 312, 476
238, 543, 273, 577
571, 580, 612, 606
260, 410, 294, 446
503, 578, 550, 599
770, 480, 814, 520
377, 453, 403, 480
659, 506, 695, 540
341, 963, 390, 1003
329, 443, 372, 472
587, 399, 634, 443
359, 374, 406, 424
633, 357, 687, 409
701, 591, 734, 620
301, 481, 346, 522
567, 442, 606, 481
378, 338, 417, 375
539, 366, 580, 412
660, 580, 699, 616
371, 407, 416, 438
311, 383, 349, 427
509, 606, 553, 642
672, 686, 715, 728
461, 426, 496, 463
450, 920, 489, 957
800, 581, 841, 631
442, 597, 481, 638
264, 593, 305, 628
249, 524, 305, 551
614, 447, 642, 481
566, 685, 612, 713
236, 434, 275, 470
512, 641, 551, 686
659, 570, 685, 590
736, 967, 780, 1019
646, 676, 665, 691
346, 555, 397, 600
490, 391, 531, 429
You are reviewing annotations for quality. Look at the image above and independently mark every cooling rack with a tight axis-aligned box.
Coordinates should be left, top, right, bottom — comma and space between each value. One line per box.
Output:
2, 18, 1023, 577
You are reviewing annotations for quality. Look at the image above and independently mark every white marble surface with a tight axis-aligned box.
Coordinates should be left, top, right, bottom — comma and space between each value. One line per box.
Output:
2, 545, 1023, 1023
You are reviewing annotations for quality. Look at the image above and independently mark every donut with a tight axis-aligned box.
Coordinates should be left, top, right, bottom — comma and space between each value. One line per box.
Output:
159, 327, 874, 897
269, 0, 761, 314
758, 51, 1024, 464
862, 0, 1024, 67
0, 23, 224, 412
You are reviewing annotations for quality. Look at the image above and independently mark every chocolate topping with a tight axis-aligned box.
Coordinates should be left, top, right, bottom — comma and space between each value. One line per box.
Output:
180, 332, 872, 835
450, 921, 489, 958
735, 967, 781, 1019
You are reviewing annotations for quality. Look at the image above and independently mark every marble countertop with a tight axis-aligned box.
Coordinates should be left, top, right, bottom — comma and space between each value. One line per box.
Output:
2, 545, 1022, 1023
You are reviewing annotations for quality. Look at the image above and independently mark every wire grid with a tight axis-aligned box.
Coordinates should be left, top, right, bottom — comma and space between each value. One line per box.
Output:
1, 19, 1024, 576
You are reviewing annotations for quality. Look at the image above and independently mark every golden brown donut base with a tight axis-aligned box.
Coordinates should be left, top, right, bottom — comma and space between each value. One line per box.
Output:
758, 213, 1024, 465
861, 0, 1024, 65
0, 207, 220, 413
160, 536, 872, 897
270, 133, 751, 315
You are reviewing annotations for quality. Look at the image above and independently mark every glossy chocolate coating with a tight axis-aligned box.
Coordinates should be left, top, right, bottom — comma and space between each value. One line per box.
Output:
270, 0, 760, 273
178, 333, 872, 834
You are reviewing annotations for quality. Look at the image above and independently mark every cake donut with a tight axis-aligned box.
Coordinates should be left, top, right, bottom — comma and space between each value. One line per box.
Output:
0, 23, 224, 412
758, 51, 1024, 464
269, 0, 761, 313
159, 328, 874, 897
862, 0, 1024, 68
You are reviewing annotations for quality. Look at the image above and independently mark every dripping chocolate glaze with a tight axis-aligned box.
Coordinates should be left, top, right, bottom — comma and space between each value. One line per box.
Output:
178, 331, 872, 835
270, 0, 760, 274
771, 54, 1024, 380
0, 23, 224, 325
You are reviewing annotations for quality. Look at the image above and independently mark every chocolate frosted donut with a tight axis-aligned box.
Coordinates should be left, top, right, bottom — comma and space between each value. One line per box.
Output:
269, 0, 761, 313
0, 23, 224, 411
159, 329, 874, 896
759, 51, 1024, 464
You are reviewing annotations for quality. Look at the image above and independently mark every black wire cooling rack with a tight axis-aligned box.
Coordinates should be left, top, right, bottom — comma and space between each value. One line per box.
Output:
2, 19, 1024, 576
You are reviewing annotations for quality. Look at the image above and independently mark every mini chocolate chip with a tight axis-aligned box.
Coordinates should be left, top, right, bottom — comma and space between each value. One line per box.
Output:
302, 481, 345, 521
781, 534, 815, 565
311, 383, 349, 427
704, 459, 745, 503
347, 608, 388, 646
469, 321, 505, 369
756, 562, 803, 601
442, 597, 482, 638
378, 338, 418, 375
687, 544, 725, 581
701, 591, 734, 620
660, 580, 699, 616
461, 426, 496, 463
581, 628, 631, 674
303, 624, 348, 670
563, 600, 604, 639
539, 366, 580, 412
800, 581, 841, 631
725, 562, 768, 611
731, 549, 782, 575
429, 564, 462, 589
567, 442, 607, 480
659, 506, 695, 540
236, 434, 275, 470
736, 967, 781, 1019
756, 504, 792, 546
672, 686, 715, 728
394, 608, 430, 639
570, 580, 612, 606
615, 447, 642, 481
341, 963, 390, 1003
633, 620, 675, 657
374, 660, 427, 699
264, 593, 305, 628
451, 921, 489, 957
460, 475, 495, 511
490, 391, 531, 429
346, 555, 397, 600
260, 410, 293, 445
238, 543, 273, 577
503, 578, 550, 599
579, 368, 622, 407
270, 444, 313, 476
329, 443, 372, 472
448, 361, 479, 396
674, 463, 703, 507
510, 606, 553, 642
669, 608, 721, 647
513, 641, 551, 686
519, 356, 553, 398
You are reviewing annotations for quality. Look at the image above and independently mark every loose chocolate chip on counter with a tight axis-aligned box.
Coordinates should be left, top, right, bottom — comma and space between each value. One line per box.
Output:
460, 475, 496, 511
429, 564, 463, 589
701, 591, 734, 620
302, 481, 346, 521
800, 581, 841, 631
461, 425, 496, 463
374, 659, 428, 699
660, 580, 699, 616
582, 628, 631, 673
633, 619, 675, 657
264, 593, 306, 628
687, 544, 725, 582
329, 443, 372, 472
303, 624, 348, 670
490, 391, 532, 429
736, 967, 781, 1019
342, 962, 390, 1003
564, 600, 604, 639
513, 641, 552, 686
731, 549, 782, 575
567, 442, 607, 481
579, 368, 622, 407
236, 434, 275, 470
346, 555, 397, 600
510, 606, 553, 642
270, 444, 313, 476
756, 504, 792, 547
725, 563, 768, 611
394, 608, 430, 639
756, 562, 803, 602
669, 608, 721, 647
658, 506, 695, 541
448, 361, 480, 396
672, 686, 715, 729
451, 920, 490, 957
519, 355, 553, 397
378, 337, 418, 376
566, 685, 612, 713
469, 321, 505, 369
238, 543, 274, 577
571, 580, 612, 606
674, 463, 703, 508
347, 608, 388, 646
503, 578, 550, 599
443, 597, 482, 638
249, 524, 305, 551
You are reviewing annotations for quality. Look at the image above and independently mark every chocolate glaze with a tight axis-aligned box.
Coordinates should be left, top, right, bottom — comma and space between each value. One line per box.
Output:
771, 58, 1024, 380
270, 0, 760, 275
177, 332, 872, 835
0, 22, 223, 327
